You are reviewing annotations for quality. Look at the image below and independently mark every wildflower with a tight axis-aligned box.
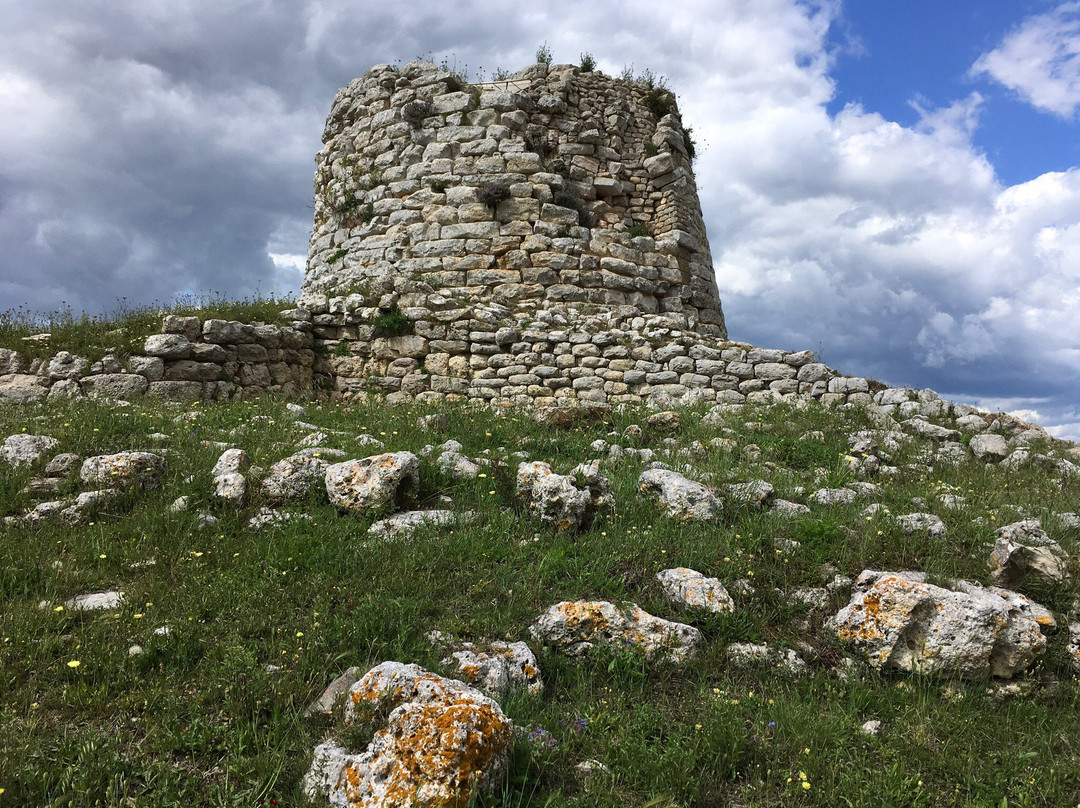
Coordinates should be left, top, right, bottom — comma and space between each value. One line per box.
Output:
67, 660, 81, 668
53, 606, 64, 612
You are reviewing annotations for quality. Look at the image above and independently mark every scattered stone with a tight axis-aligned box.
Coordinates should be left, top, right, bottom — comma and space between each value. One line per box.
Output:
902, 418, 960, 441
655, 567, 734, 614
646, 410, 680, 430
1068, 623, 1080, 672
725, 643, 807, 675
725, 479, 775, 511
368, 510, 474, 540
212, 448, 250, 503
44, 452, 80, 477
2, 434, 59, 467
437, 449, 481, 479
261, 452, 330, 502
302, 662, 512, 808
810, 487, 856, 507
80, 452, 167, 489
325, 452, 419, 515
530, 600, 700, 663
771, 499, 811, 517
516, 460, 611, 531
428, 631, 543, 696
860, 720, 882, 736
128, 644, 143, 656
830, 570, 1048, 678
65, 590, 123, 611
305, 666, 362, 716
417, 413, 447, 431
637, 469, 722, 522
989, 519, 1070, 587
970, 433, 1009, 462
248, 507, 313, 530
897, 512, 947, 538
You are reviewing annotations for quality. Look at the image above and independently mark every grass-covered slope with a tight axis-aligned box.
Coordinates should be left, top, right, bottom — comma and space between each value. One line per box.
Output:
1, 394, 1079, 806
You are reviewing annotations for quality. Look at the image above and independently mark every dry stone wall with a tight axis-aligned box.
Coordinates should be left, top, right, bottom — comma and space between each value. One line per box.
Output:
0, 315, 314, 405
301, 60, 725, 334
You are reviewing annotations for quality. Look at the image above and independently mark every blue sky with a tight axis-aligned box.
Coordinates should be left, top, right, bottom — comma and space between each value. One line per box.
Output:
830, 1, 1080, 184
2, 1, 1080, 435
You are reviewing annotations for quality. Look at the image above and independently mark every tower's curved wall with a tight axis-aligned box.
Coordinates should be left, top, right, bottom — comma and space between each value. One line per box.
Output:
304, 60, 726, 337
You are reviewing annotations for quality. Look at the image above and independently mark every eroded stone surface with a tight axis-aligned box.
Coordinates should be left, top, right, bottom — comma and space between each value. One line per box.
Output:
303, 662, 512, 808
2, 434, 59, 467
368, 510, 473, 540
428, 631, 543, 696
637, 469, 721, 522
530, 600, 701, 663
80, 452, 167, 489
989, 519, 1070, 587
516, 460, 612, 531
261, 452, 331, 502
656, 567, 734, 614
326, 452, 419, 514
830, 570, 1048, 678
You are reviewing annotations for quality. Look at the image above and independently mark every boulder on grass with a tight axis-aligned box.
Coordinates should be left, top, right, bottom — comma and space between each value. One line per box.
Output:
830, 570, 1048, 678
989, 519, 1070, 587
302, 662, 512, 808
656, 567, 734, 614
530, 600, 701, 663
325, 452, 419, 514
80, 452, 166, 489
637, 469, 721, 522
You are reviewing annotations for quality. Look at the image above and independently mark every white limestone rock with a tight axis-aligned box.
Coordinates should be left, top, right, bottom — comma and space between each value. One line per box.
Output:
428, 631, 543, 696
325, 452, 419, 514
726, 643, 807, 675
897, 512, 948, 538
212, 448, 250, 503
725, 479, 775, 511
65, 590, 123, 611
305, 666, 362, 716
302, 662, 512, 808
830, 570, 1048, 678
261, 453, 330, 502
969, 433, 1009, 462
989, 519, 1070, 587
367, 510, 474, 540
809, 487, 856, 507
516, 460, 611, 531
637, 468, 722, 522
2, 434, 59, 467
80, 452, 166, 489
656, 567, 734, 614
529, 600, 701, 663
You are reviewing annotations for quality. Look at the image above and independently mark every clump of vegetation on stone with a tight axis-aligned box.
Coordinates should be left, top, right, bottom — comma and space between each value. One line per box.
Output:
477, 181, 512, 211
402, 99, 433, 128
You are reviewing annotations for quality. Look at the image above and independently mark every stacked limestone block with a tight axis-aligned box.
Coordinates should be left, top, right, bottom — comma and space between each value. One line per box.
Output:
297, 300, 873, 408
0, 316, 315, 405
301, 60, 725, 336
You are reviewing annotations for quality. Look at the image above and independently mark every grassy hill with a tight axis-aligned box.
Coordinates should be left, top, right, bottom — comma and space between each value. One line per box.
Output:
1, 385, 1079, 806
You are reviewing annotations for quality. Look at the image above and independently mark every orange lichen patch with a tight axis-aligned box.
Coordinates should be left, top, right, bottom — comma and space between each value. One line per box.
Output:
335, 693, 512, 808
833, 576, 926, 646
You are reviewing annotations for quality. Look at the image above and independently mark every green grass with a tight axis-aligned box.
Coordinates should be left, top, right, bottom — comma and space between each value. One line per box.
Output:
1, 394, 1079, 806
0, 293, 292, 364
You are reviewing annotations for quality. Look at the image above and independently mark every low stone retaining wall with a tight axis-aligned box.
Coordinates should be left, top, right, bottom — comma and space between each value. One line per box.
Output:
0, 315, 315, 404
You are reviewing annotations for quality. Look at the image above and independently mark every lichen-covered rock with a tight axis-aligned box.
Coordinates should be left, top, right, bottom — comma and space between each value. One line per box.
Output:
368, 510, 474, 540
302, 661, 512, 808
830, 570, 1048, 678
428, 631, 543, 696
529, 600, 701, 663
326, 452, 419, 514
656, 567, 734, 614
211, 448, 250, 503
989, 519, 1070, 587
516, 460, 611, 531
1068, 622, 1080, 672
80, 452, 167, 489
2, 434, 59, 467
261, 452, 330, 502
637, 469, 721, 522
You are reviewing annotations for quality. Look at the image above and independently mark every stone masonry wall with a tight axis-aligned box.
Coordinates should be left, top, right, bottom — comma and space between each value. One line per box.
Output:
0, 315, 314, 405
301, 60, 725, 334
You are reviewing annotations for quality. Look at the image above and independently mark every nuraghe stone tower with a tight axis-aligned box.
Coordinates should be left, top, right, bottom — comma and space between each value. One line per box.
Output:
295, 61, 873, 408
